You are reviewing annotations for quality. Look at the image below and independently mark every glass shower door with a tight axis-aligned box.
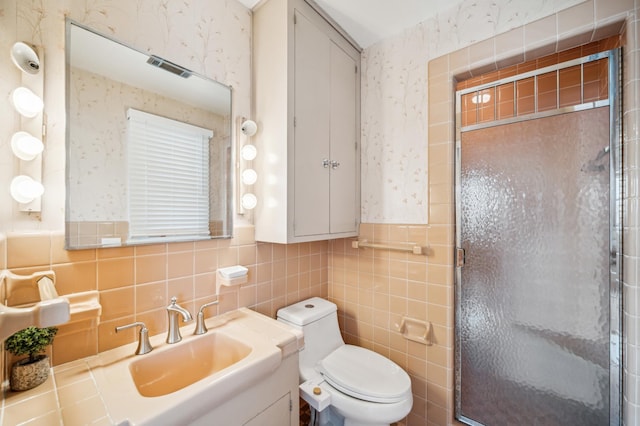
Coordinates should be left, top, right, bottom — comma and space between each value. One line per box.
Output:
455, 106, 615, 425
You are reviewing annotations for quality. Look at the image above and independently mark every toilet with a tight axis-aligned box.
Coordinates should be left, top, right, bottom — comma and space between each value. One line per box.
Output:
277, 297, 413, 426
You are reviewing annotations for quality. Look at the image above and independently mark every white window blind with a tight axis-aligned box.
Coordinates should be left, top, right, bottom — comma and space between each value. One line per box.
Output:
127, 108, 213, 243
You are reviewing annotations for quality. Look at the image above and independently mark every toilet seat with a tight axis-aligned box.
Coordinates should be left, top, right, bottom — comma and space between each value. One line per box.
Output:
318, 345, 411, 403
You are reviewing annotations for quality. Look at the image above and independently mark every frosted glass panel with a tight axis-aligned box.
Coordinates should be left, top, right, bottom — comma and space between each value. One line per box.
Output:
457, 107, 611, 425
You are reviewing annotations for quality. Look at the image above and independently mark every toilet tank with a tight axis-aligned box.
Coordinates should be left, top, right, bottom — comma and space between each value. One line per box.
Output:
277, 297, 344, 381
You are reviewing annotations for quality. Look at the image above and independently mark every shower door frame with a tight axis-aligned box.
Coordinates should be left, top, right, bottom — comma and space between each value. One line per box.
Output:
453, 48, 622, 426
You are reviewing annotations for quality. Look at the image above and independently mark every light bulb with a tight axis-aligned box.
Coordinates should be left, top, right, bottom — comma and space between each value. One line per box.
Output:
10, 42, 40, 74
12, 87, 44, 118
471, 93, 491, 104
241, 144, 257, 161
240, 120, 257, 136
10, 175, 44, 203
11, 131, 43, 160
242, 169, 257, 185
241, 193, 257, 210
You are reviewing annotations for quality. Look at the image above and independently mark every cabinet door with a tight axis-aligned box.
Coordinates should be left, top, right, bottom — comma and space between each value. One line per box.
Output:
243, 393, 291, 426
329, 42, 358, 234
294, 10, 331, 237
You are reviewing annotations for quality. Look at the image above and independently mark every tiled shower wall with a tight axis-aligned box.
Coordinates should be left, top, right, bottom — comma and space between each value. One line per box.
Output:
457, 37, 617, 127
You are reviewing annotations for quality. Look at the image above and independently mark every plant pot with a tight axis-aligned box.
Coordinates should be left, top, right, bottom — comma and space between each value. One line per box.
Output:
10, 355, 50, 391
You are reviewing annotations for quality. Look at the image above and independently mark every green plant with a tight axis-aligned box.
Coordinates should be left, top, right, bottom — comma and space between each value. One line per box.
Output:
5, 326, 58, 363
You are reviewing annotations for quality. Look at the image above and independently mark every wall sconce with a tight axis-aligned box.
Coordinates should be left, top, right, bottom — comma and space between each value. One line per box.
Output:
9, 41, 45, 212
237, 118, 258, 214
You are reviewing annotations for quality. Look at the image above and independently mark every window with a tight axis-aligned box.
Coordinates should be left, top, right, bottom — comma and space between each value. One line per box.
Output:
127, 108, 212, 243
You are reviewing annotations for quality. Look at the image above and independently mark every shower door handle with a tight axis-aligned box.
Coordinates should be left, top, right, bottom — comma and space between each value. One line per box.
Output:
456, 247, 465, 267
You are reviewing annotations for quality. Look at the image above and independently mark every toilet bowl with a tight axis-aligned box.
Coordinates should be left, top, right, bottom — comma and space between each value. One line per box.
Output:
277, 297, 413, 426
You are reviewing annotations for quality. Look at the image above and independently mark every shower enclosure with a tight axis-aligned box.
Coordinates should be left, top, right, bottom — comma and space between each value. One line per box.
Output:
454, 49, 621, 425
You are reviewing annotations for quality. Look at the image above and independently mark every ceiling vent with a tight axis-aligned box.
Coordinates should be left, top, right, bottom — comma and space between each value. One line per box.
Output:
146, 55, 192, 78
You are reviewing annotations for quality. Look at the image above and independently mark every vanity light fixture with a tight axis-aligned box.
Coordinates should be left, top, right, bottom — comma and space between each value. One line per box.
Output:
241, 168, 258, 185
241, 144, 257, 161
10, 42, 40, 74
241, 193, 258, 210
237, 119, 259, 213
241, 120, 257, 136
9, 41, 45, 213
11, 131, 44, 161
11, 87, 44, 118
10, 176, 44, 204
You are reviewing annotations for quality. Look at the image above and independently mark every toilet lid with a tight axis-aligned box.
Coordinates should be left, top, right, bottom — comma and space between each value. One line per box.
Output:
318, 345, 411, 403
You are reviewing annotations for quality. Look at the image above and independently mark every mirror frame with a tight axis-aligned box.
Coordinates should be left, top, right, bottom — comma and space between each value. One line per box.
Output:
64, 19, 234, 249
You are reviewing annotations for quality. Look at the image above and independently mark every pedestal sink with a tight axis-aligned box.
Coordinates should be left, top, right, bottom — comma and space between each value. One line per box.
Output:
129, 332, 251, 397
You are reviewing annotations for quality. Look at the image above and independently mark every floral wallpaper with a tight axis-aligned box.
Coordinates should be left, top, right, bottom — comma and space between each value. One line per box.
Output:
360, 0, 585, 224
1, 0, 589, 229
0, 0, 250, 232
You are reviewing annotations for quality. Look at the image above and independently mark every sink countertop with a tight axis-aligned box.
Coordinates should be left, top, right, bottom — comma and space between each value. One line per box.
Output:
1, 308, 303, 426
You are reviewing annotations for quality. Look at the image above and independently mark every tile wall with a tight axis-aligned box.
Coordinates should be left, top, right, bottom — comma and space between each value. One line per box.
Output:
0, 229, 328, 371
330, 221, 451, 426
458, 37, 617, 127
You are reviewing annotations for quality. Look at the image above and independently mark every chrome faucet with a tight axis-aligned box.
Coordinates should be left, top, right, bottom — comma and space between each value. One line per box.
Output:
115, 321, 153, 355
166, 297, 193, 344
193, 299, 219, 335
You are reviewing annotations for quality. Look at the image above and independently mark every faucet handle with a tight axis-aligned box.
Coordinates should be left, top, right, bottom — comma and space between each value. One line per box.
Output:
193, 299, 220, 335
115, 321, 153, 355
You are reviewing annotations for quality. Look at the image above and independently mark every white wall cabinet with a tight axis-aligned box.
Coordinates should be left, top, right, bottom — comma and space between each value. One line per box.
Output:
253, 0, 360, 243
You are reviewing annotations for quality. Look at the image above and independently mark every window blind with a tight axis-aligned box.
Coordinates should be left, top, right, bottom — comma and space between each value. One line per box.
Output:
127, 108, 213, 243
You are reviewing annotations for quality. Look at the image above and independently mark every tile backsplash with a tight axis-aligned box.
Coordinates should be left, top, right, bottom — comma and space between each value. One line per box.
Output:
0, 229, 328, 372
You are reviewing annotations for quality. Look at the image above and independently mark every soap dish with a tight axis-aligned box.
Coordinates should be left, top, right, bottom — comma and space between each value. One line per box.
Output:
216, 265, 248, 294
398, 316, 432, 345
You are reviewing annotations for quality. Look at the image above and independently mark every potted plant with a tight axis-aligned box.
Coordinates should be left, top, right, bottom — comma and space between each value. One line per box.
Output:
5, 326, 57, 391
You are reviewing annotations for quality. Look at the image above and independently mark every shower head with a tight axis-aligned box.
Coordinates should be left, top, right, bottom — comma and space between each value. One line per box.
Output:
581, 146, 610, 173
594, 146, 610, 162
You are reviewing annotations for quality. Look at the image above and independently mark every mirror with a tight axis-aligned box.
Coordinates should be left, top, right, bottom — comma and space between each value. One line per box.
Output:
65, 20, 233, 249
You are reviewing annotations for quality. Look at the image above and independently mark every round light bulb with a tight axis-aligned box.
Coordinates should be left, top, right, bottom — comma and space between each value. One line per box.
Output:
241, 144, 257, 161
10, 42, 40, 74
240, 120, 257, 136
241, 169, 257, 185
12, 87, 43, 118
10, 175, 44, 204
11, 131, 43, 161
241, 193, 257, 210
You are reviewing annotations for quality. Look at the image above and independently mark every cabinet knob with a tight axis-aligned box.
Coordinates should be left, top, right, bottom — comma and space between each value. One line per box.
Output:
331, 160, 340, 169
322, 158, 330, 168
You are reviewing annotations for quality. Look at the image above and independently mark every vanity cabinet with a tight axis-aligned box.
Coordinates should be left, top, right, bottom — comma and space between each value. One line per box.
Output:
193, 354, 299, 426
253, 0, 361, 243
